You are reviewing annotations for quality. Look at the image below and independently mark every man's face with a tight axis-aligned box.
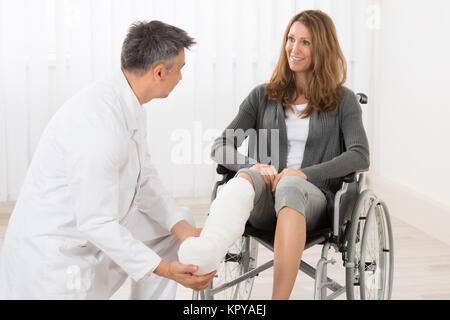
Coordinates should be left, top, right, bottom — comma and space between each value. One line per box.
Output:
159, 50, 186, 98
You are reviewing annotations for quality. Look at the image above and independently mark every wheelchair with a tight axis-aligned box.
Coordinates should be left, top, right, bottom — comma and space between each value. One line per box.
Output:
192, 94, 394, 300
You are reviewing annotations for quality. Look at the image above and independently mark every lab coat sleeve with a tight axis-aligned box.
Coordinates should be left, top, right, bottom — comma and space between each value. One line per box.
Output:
64, 109, 162, 282
134, 150, 187, 232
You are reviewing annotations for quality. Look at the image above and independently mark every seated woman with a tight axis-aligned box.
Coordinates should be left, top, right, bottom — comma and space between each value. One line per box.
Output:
178, 10, 369, 300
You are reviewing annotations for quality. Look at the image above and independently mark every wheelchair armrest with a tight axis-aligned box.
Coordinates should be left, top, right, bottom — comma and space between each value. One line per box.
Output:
343, 172, 357, 183
212, 165, 237, 201
332, 171, 367, 240
340, 170, 368, 185
216, 164, 231, 175
216, 164, 238, 182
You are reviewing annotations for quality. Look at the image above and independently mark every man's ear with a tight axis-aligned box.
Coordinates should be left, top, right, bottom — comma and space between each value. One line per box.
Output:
153, 63, 167, 80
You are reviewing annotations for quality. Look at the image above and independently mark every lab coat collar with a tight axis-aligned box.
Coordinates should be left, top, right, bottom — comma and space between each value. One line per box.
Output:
115, 70, 142, 132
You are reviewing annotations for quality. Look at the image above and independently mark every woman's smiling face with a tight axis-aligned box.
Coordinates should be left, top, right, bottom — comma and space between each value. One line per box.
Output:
285, 21, 313, 74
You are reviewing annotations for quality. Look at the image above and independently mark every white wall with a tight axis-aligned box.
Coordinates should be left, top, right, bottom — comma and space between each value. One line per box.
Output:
1, 0, 449, 243
371, 0, 450, 208
0, 0, 371, 201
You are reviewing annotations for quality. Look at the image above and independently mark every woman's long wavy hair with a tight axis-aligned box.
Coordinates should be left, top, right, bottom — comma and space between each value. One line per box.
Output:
265, 10, 347, 118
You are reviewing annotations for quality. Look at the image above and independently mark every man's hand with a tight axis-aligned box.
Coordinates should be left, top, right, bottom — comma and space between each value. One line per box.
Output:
154, 260, 216, 291
171, 220, 202, 243
249, 163, 278, 192
271, 168, 307, 192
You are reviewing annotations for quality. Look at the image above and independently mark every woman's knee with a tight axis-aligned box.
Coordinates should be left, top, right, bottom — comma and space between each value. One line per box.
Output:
235, 168, 270, 213
236, 168, 265, 192
274, 176, 308, 216
236, 171, 254, 189
275, 176, 307, 196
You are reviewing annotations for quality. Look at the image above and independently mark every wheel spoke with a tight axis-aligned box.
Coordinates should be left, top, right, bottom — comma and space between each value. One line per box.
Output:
209, 236, 258, 300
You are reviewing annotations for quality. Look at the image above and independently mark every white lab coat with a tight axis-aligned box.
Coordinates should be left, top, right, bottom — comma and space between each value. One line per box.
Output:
0, 71, 190, 299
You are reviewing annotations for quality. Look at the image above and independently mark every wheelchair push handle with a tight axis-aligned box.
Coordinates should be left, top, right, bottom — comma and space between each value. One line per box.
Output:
343, 172, 357, 183
356, 93, 368, 105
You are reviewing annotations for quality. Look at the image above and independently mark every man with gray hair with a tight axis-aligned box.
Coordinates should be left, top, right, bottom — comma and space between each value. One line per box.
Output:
0, 20, 215, 299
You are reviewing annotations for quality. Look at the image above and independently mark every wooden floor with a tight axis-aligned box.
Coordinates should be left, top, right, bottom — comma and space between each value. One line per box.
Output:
1, 198, 450, 300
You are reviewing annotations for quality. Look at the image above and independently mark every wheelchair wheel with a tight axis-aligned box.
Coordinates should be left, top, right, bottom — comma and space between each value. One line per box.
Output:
194, 235, 258, 300
346, 189, 394, 300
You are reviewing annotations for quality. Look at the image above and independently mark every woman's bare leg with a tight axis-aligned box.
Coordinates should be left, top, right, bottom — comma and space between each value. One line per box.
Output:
272, 207, 306, 300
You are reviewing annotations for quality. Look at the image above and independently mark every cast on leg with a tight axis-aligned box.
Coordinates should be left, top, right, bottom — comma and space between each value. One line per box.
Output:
178, 177, 255, 275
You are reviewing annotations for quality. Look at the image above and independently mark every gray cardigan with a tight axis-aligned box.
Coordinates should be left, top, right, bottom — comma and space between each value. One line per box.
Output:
211, 84, 370, 195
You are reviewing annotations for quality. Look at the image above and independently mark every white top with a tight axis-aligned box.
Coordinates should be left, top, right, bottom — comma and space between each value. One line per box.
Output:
286, 103, 310, 169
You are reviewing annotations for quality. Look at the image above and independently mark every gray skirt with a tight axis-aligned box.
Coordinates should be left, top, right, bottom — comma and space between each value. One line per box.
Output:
236, 168, 328, 233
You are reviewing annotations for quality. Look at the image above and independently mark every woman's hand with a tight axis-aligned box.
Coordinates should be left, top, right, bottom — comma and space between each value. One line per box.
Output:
249, 163, 278, 192
271, 168, 307, 192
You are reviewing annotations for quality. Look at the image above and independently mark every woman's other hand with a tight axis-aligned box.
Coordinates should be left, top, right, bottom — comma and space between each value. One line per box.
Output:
249, 163, 278, 192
